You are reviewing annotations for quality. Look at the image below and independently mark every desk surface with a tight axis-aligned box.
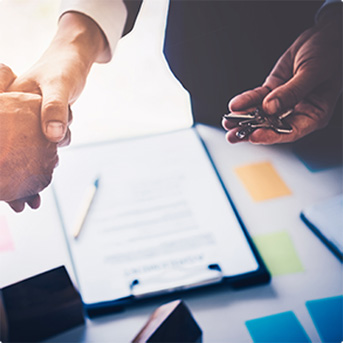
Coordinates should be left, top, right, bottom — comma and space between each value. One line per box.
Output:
0, 1, 342, 341
1, 124, 342, 343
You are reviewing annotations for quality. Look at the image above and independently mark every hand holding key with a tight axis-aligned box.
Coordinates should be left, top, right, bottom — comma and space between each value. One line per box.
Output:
223, 108, 293, 140
222, 10, 342, 145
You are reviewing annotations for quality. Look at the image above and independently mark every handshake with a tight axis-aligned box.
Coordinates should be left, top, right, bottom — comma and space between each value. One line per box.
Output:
1, 5, 342, 212
0, 64, 71, 212
0, 12, 104, 212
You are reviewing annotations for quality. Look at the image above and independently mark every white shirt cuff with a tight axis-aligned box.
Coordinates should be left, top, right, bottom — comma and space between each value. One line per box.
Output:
59, 0, 127, 62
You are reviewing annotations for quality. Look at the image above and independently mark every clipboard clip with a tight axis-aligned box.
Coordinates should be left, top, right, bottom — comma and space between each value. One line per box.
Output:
129, 263, 223, 298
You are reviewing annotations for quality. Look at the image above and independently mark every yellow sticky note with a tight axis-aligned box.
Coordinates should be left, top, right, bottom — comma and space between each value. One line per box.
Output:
253, 231, 304, 276
235, 161, 291, 202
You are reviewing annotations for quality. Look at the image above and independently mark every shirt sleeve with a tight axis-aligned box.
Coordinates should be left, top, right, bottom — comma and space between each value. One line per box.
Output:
59, 0, 128, 62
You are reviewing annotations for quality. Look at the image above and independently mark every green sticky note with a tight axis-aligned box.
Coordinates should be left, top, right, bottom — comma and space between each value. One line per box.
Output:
253, 231, 304, 276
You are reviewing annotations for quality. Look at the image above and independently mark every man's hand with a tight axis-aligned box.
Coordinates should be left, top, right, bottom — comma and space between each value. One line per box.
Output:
9, 12, 108, 144
1, 13, 106, 211
222, 13, 342, 144
0, 63, 41, 211
0, 91, 59, 212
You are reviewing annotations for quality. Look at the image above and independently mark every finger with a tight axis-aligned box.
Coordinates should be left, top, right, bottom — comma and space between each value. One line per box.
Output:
248, 81, 339, 145
248, 128, 286, 145
221, 117, 243, 130
26, 194, 41, 209
0, 64, 16, 92
7, 199, 26, 213
225, 127, 249, 144
262, 67, 327, 115
225, 107, 322, 145
248, 110, 320, 145
57, 127, 71, 147
228, 86, 270, 112
57, 106, 73, 147
7, 194, 41, 212
68, 105, 73, 125
41, 81, 71, 143
8, 77, 41, 95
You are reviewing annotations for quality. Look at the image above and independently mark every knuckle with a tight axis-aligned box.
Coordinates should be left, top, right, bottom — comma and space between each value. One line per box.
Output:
43, 100, 65, 113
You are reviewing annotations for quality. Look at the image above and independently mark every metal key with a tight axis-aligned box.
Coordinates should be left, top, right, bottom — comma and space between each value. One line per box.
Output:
223, 108, 293, 139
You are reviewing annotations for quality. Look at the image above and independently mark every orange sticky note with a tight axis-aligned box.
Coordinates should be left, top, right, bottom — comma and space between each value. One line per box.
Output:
235, 161, 292, 202
0, 216, 14, 252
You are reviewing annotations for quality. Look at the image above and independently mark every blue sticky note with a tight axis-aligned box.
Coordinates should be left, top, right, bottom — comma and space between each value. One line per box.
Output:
246, 311, 310, 343
306, 295, 343, 343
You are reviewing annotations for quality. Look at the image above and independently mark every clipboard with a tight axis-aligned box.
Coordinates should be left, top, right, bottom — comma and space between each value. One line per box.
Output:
52, 126, 270, 313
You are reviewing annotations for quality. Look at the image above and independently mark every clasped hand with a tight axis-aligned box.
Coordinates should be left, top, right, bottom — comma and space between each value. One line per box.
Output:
0, 64, 59, 212
0, 12, 108, 212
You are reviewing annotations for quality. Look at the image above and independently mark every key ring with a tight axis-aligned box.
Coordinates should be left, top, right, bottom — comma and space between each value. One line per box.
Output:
223, 107, 294, 139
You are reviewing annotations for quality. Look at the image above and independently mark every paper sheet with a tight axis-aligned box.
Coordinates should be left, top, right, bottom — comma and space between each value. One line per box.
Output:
53, 128, 259, 305
253, 231, 304, 276
235, 161, 292, 202
0, 216, 14, 252
246, 311, 310, 342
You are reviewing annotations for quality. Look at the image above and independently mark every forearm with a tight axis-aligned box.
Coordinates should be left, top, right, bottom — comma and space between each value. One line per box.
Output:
53, 12, 107, 70
8, 1, 129, 144
36, 11, 109, 98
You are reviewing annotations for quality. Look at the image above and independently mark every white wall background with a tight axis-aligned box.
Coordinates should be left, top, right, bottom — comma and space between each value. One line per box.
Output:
0, 0, 193, 145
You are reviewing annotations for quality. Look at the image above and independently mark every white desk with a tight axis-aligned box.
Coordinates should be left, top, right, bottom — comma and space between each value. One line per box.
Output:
1, 125, 341, 343
0, 1, 341, 341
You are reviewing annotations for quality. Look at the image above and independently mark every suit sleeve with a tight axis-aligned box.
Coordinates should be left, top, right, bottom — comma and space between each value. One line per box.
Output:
122, 0, 143, 36
316, 0, 342, 23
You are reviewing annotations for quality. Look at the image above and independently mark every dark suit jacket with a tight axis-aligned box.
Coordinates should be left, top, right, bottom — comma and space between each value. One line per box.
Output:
125, 1, 323, 126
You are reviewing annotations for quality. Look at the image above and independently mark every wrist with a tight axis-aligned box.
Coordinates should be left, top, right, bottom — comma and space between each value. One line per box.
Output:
53, 12, 108, 68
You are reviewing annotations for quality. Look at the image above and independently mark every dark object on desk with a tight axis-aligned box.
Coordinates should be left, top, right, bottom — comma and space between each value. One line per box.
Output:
132, 300, 202, 343
0, 266, 85, 342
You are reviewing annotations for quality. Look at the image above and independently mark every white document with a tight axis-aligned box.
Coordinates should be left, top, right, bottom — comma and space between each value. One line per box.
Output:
53, 128, 258, 306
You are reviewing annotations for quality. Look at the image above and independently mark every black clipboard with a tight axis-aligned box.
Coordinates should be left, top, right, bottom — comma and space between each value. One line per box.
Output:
52, 126, 270, 315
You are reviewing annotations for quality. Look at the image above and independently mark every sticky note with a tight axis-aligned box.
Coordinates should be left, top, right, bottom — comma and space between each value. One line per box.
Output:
0, 216, 14, 252
306, 295, 343, 343
253, 231, 304, 276
235, 161, 291, 201
246, 311, 310, 342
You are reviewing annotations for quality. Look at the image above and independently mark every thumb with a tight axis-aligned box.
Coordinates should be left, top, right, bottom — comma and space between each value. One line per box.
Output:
0, 64, 16, 92
262, 68, 325, 115
41, 82, 70, 143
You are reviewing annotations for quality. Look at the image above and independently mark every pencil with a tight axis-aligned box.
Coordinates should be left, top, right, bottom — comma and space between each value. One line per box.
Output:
73, 177, 100, 239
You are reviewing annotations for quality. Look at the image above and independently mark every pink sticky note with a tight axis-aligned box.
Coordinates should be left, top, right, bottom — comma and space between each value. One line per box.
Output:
0, 216, 14, 252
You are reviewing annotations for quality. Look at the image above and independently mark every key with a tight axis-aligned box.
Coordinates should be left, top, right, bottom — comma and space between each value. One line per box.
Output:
223, 108, 293, 139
